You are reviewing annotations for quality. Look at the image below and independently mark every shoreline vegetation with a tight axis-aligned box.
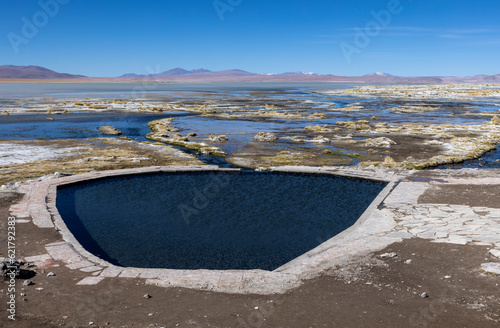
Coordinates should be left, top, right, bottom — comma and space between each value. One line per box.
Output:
0, 83, 499, 185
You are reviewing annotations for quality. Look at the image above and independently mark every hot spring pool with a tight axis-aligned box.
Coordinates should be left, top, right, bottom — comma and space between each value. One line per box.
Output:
56, 171, 386, 271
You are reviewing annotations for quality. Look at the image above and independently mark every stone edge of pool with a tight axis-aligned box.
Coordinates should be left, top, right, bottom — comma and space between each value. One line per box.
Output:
9, 166, 500, 294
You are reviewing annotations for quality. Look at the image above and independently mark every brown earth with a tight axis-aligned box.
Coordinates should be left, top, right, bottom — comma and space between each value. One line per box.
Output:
419, 184, 500, 209
1, 186, 499, 328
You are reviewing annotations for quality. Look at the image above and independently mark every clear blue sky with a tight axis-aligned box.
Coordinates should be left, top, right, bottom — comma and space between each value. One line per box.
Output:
1, 0, 499, 77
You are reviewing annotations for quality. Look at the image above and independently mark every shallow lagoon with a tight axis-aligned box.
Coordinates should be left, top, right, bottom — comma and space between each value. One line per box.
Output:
0, 112, 189, 141
1, 82, 499, 168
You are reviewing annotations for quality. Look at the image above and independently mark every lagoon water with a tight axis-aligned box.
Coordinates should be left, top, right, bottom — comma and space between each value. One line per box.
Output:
56, 171, 387, 270
1, 82, 499, 168
0, 82, 355, 98
0, 112, 189, 141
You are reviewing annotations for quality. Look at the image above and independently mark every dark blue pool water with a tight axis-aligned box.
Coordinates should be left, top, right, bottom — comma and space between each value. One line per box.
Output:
56, 171, 386, 271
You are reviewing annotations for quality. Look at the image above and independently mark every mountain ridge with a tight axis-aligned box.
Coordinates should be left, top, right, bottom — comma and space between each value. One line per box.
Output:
363, 72, 396, 77
0, 65, 86, 79
120, 68, 257, 78
1, 65, 499, 83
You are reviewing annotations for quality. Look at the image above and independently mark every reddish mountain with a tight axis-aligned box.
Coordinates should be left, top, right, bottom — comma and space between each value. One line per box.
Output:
120, 68, 256, 78
0, 65, 86, 79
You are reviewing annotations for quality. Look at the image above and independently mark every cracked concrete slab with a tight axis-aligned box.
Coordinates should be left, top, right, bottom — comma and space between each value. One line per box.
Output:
481, 263, 500, 275
8, 165, 500, 294
76, 276, 105, 285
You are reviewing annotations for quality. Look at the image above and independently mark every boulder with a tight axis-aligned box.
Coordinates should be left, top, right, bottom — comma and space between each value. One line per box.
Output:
1, 258, 20, 277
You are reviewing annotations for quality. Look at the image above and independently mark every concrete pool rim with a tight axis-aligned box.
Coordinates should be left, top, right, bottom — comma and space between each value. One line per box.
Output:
16, 165, 409, 294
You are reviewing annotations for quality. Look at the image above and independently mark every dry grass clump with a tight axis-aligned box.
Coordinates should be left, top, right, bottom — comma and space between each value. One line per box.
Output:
87, 105, 108, 109
364, 137, 397, 148
253, 132, 278, 142
304, 125, 331, 132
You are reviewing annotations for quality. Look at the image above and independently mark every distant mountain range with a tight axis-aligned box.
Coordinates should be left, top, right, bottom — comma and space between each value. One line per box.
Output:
0, 65, 86, 79
267, 72, 319, 76
120, 67, 257, 78
363, 72, 395, 77
1, 65, 499, 83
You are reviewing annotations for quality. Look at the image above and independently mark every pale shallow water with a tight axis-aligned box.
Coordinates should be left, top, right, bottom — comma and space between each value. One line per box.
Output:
0, 82, 355, 98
